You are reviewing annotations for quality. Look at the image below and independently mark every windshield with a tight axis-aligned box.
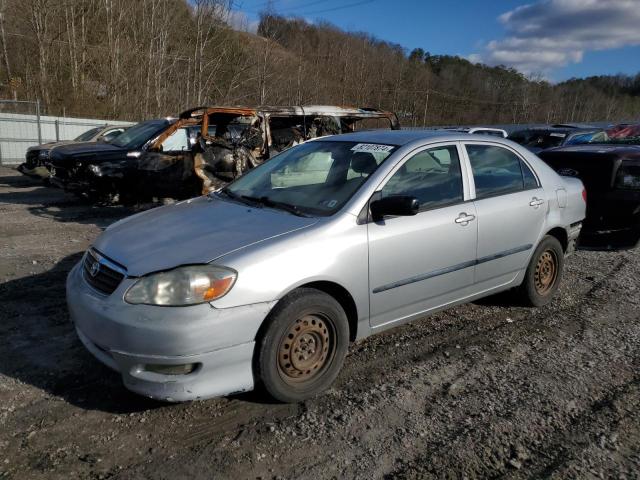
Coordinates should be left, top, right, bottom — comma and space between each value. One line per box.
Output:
110, 119, 171, 149
74, 127, 102, 142
564, 130, 608, 145
222, 140, 398, 216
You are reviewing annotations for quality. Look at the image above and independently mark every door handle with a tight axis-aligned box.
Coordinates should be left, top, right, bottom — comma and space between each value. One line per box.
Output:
455, 213, 476, 225
529, 197, 544, 207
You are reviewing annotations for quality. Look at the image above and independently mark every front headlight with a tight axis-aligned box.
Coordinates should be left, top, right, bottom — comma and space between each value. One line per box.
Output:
38, 150, 50, 159
125, 265, 237, 306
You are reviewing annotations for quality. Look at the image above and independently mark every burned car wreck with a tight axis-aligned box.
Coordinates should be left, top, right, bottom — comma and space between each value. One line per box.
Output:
49, 106, 399, 202
539, 144, 640, 249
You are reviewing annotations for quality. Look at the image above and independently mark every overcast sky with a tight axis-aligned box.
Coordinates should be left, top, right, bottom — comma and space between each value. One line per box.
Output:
231, 0, 640, 82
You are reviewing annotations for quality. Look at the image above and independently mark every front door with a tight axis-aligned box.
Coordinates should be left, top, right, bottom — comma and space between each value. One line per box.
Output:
463, 142, 547, 286
136, 126, 196, 198
368, 143, 478, 329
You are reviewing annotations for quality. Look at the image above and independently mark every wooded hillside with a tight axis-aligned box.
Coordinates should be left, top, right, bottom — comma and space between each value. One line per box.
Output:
1, 0, 639, 125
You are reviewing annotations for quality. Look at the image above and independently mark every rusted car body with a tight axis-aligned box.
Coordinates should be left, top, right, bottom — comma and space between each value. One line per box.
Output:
70, 106, 400, 201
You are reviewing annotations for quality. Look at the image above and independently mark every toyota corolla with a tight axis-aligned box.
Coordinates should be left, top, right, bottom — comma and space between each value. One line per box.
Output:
67, 130, 586, 403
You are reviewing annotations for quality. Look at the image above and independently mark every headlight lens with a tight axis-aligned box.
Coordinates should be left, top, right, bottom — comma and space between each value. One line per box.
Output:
125, 265, 237, 306
38, 150, 50, 159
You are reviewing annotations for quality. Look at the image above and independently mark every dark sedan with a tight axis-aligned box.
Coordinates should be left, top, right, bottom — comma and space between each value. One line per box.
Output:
509, 126, 606, 154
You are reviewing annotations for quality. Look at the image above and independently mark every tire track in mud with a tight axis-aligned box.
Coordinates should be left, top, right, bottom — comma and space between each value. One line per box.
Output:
372, 256, 639, 479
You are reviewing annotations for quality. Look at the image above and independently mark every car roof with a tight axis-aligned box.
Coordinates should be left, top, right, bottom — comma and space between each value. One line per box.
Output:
320, 129, 487, 146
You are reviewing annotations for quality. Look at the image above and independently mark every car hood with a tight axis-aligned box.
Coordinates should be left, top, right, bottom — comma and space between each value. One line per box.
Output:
51, 142, 127, 166
27, 140, 77, 152
93, 196, 318, 276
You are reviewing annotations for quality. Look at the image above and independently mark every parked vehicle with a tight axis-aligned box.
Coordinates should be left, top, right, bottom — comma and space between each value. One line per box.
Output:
443, 127, 508, 138
539, 144, 640, 249
67, 130, 585, 402
606, 123, 640, 141
508, 126, 606, 153
51, 106, 399, 202
18, 125, 128, 179
47, 118, 178, 201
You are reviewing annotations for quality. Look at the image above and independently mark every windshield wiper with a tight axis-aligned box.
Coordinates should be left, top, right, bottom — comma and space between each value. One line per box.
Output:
241, 195, 309, 217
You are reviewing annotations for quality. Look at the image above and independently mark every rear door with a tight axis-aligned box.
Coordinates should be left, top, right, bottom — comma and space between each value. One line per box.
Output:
462, 142, 546, 286
368, 143, 478, 329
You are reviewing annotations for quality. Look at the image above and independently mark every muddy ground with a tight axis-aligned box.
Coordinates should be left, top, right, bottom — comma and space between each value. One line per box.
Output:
0, 165, 639, 480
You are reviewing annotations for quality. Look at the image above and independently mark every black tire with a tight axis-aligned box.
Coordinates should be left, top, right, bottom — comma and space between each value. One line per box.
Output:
519, 235, 564, 307
255, 288, 349, 403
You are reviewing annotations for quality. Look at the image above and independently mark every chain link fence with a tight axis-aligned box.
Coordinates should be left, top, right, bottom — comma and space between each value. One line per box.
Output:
0, 100, 133, 165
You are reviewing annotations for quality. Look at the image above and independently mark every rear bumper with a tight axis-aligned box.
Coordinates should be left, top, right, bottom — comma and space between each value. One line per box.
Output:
581, 190, 640, 249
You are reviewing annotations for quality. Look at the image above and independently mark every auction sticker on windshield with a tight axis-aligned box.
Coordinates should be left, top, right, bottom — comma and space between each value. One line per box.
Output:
351, 143, 395, 153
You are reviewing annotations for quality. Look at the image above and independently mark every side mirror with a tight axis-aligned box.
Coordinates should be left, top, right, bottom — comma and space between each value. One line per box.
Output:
370, 195, 419, 221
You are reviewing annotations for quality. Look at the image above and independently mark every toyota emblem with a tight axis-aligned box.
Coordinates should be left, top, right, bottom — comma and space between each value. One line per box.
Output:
90, 261, 101, 277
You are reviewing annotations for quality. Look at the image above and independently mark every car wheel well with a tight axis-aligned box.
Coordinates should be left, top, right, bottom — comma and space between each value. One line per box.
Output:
270, 281, 358, 342
545, 227, 568, 252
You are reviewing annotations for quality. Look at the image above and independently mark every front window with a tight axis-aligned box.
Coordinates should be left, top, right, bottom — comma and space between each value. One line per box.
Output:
160, 128, 190, 152
222, 141, 398, 216
111, 120, 171, 149
380, 145, 464, 210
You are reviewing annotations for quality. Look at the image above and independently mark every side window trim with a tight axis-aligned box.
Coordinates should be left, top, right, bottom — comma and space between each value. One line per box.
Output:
372, 141, 470, 214
462, 141, 542, 200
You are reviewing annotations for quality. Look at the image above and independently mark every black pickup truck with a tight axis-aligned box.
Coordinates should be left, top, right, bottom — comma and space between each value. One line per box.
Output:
539, 144, 640, 249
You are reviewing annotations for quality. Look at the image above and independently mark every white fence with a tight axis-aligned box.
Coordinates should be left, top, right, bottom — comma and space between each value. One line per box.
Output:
0, 111, 133, 165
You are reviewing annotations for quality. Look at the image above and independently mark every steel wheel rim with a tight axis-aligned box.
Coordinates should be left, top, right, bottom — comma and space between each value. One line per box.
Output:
277, 313, 334, 384
534, 249, 558, 296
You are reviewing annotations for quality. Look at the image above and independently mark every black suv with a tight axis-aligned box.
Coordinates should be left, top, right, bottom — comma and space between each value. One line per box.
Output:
48, 119, 176, 201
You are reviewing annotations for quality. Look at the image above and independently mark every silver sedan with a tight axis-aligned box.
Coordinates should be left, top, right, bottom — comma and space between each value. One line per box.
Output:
67, 130, 586, 402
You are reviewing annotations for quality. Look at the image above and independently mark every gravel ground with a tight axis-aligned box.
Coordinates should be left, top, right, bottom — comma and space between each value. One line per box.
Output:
0, 166, 639, 480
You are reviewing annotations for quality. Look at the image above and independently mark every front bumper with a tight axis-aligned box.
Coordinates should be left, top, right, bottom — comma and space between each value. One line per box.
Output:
66, 262, 276, 401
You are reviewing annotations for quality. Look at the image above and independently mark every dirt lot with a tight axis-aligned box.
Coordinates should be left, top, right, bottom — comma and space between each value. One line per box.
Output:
1, 165, 639, 480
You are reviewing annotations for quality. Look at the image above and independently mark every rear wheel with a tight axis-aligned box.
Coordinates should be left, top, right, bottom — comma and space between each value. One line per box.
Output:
519, 235, 564, 307
256, 288, 349, 403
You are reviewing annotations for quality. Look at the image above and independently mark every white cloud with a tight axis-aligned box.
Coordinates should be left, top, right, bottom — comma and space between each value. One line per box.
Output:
226, 9, 259, 34
471, 0, 640, 76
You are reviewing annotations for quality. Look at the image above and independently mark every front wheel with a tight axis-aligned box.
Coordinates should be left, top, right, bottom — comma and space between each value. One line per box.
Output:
255, 288, 349, 403
519, 235, 564, 307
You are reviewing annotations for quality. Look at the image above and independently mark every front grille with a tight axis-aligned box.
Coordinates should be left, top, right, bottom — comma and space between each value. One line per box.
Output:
82, 249, 126, 295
